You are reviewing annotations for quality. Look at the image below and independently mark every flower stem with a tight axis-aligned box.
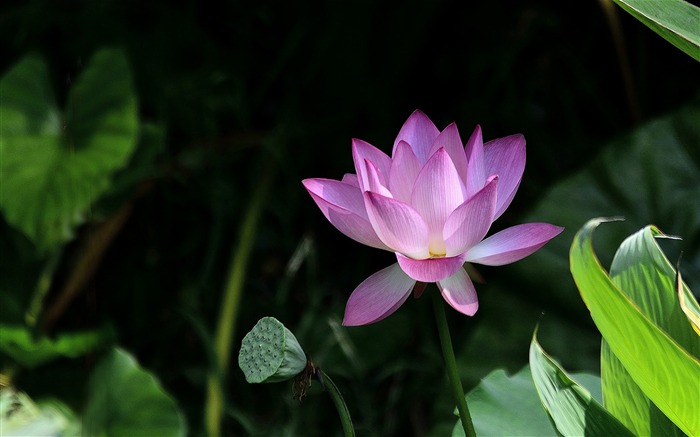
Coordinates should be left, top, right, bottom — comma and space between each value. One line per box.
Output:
317, 369, 355, 437
431, 290, 476, 437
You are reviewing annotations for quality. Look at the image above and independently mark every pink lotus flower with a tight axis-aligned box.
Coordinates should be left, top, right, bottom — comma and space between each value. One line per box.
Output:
303, 111, 563, 326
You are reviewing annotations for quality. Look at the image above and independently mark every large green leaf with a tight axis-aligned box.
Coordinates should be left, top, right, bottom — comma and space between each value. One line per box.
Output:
602, 226, 698, 436
529, 333, 633, 437
0, 48, 138, 253
0, 324, 113, 368
611, 0, 700, 62
451, 366, 557, 437
83, 348, 186, 437
571, 219, 700, 436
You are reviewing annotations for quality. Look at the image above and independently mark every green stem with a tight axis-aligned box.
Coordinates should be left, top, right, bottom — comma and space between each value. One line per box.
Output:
26, 250, 63, 330
318, 369, 355, 437
431, 290, 476, 437
204, 169, 273, 437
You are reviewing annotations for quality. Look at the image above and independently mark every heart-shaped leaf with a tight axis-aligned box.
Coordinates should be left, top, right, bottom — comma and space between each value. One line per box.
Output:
0, 48, 138, 253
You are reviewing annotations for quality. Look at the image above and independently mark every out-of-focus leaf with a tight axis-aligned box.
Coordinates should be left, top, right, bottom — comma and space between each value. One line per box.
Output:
513, 104, 700, 309
529, 333, 633, 437
611, 0, 700, 61
0, 48, 138, 253
1, 387, 80, 436
83, 348, 186, 437
570, 219, 700, 436
451, 366, 556, 437
602, 226, 697, 436
0, 324, 113, 368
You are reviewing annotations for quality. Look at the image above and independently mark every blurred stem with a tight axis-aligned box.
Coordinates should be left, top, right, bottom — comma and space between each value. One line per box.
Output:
599, 0, 641, 125
25, 250, 63, 330
432, 291, 476, 437
317, 369, 355, 437
204, 166, 274, 437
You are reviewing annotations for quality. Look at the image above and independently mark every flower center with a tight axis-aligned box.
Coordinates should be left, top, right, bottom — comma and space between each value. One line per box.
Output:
428, 238, 447, 258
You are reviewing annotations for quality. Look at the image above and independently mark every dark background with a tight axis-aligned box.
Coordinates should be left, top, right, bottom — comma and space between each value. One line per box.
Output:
1, 0, 699, 435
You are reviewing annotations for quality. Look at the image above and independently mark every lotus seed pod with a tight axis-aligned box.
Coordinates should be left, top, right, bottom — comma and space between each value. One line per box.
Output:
238, 317, 307, 383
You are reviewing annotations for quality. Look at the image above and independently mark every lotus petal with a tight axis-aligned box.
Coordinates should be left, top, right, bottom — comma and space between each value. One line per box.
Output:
303, 178, 390, 250
428, 123, 468, 184
392, 110, 440, 164
352, 138, 391, 191
396, 253, 465, 282
411, 148, 465, 255
464, 125, 486, 197
343, 263, 415, 326
389, 140, 421, 203
364, 192, 430, 258
443, 176, 498, 256
483, 134, 525, 219
466, 223, 564, 266
438, 267, 478, 316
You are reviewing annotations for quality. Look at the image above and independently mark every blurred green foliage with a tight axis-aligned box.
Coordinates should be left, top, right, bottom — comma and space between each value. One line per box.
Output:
0, 0, 698, 435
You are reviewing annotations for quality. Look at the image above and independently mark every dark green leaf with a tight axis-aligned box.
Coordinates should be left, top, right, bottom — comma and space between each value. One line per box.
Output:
514, 103, 700, 311
0, 48, 138, 253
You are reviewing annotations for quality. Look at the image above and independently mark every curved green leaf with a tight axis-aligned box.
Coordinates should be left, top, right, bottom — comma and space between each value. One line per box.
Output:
571, 219, 700, 436
0, 48, 138, 253
83, 348, 186, 437
602, 226, 698, 435
611, 0, 700, 62
529, 333, 633, 437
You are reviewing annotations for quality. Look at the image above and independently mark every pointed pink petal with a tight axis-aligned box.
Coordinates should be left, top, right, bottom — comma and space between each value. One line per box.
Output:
303, 178, 365, 217
364, 159, 392, 197
392, 110, 440, 164
343, 263, 415, 326
483, 134, 525, 220
443, 176, 498, 256
427, 123, 469, 184
352, 138, 391, 191
466, 223, 564, 266
364, 192, 430, 258
437, 268, 478, 316
411, 148, 465, 255
396, 253, 465, 282
464, 125, 486, 198
303, 178, 391, 250
388, 141, 421, 203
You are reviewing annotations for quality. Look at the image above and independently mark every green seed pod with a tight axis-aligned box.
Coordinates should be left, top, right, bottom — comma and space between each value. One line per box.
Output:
238, 317, 307, 383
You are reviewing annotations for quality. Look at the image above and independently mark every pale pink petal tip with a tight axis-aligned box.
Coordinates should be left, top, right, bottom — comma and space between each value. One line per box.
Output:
343, 263, 416, 326
466, 223, 564, 266
437, 268, 478, 316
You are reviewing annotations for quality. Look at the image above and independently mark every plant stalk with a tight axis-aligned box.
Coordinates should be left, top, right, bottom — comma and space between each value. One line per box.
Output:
317, 369, 355, 437
431, 290, 476, 437
204, 168, 273, 437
